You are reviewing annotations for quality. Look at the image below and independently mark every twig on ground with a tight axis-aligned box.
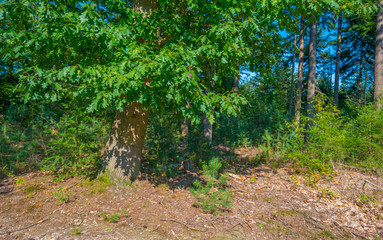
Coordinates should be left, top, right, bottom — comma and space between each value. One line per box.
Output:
0, 219, 48, 235
171, 229, 179, 240
342, 225, 370, 240
244, 221, 252, 230
333, 221, 354, 237
210, 222, 217, 231
0, 187, 14, 194
228, 173, 241, 180
160, 219, 208, 232
225, 222, 243, 232
0, 208, 10, 214
363, 179, 383, 191
52, 208, 62, 214
73, 213, 84, 226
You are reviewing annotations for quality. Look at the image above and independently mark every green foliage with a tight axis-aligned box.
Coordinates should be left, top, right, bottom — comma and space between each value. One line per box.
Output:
359, 192, 379, 209
72, 227, 82, 236
99, 211, 128, 223
97, 172, 111, 185
15, 176, 26, 188
190, 158, 233, 215
291, 94, 344, 173
0, 102, 109, 180
319, 187, 338, 199
261, 92, 383, 176
1, 0, 254, 122
53, 187, 73, 204
106, 213, 120, 223
343, 104, 383, 171
0, 104, 54, 177
144, 110, 183, 177
40, 115, 108, 182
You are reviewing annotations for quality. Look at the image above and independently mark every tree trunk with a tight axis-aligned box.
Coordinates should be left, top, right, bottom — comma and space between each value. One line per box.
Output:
305, 18, 317, 142
181, 118, 189, 138
181, 117, 192, 170
102, 0, 159, 183
358, 44, 364, 104
374, 1, 383, 108
295, 16, 305, 124
103, 103, 150, 183
203, 113, 213, 144
334, 13, 342, 106
289, 34, 297, 119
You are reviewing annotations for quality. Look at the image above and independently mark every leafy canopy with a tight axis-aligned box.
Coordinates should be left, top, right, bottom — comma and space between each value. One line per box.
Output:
1, 0, 376, 122
0, 0, 274, 121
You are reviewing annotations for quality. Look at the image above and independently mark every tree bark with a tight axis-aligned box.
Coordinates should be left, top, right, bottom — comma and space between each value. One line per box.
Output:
181, 118, 189, 138
334, 13, 342, 106
295, 16, 305, 124
102, 0, 159, 183
203, 113, 213, 144
358, 43, 364, 104
103, 103, 150, 183
289, 34, 297, 119
305, 17, 317, 142
374, 1, 383, 108
203, 84, 213, 144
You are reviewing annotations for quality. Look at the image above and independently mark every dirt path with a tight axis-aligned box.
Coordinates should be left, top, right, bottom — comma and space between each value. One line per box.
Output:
1, 149, 382, 239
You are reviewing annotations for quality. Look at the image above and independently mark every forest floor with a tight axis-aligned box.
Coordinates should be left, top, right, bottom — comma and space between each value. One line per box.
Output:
1, 147, 383, 240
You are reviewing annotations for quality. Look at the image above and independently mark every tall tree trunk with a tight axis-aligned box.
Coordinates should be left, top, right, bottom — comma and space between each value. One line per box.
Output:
289, 34, 297, 119
295, 16, 305, 124
102, 0, 159, 183
305, 18, 317, 142
358, 44, 364, 104
374, 1, 383, 108
334, 13, 342, 106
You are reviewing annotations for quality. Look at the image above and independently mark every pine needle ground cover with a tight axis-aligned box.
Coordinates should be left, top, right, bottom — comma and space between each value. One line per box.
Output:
0, 150, 382, 240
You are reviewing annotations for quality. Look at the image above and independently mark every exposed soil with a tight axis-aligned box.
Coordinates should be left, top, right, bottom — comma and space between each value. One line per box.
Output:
1, 147, 383, 240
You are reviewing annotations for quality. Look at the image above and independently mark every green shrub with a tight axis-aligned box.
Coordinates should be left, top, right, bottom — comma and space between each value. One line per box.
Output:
279, 94, 383, 175
53, 187, 73, 203
281, 94, 345, 175
190, 158, 233, 215
0, 104, 52, 177
344, 104, 383, 172
41, 115, 108, 182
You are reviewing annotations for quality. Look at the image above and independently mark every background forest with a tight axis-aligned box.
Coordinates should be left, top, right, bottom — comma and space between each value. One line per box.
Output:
0, 0, 382, 185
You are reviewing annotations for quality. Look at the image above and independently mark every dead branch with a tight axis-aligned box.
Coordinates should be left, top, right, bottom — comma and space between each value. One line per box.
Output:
225, 222, 244, 232
363, 179, 383, 191
0, 219, 48, 235
0, 208, 10, 214
160, 219, 208, 232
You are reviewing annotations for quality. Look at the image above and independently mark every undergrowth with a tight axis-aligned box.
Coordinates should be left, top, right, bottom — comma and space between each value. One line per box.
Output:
0, 104, 109, 181
258, 93, 383, 177
190, 158, 233, 215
